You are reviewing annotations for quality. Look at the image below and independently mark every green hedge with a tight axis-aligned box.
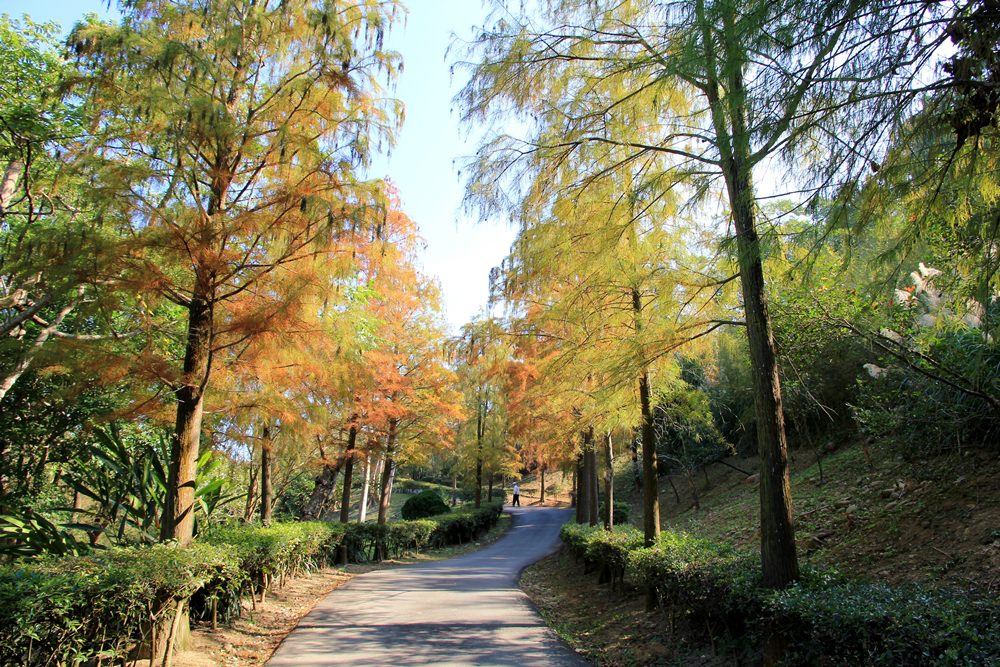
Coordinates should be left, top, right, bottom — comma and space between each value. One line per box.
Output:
561, 525, 1000, 665
0, 542, 240, 666
428, 502, 503, 548
339, 502, 503, 561
201, 521, 343, 615
0, 504, 507, 664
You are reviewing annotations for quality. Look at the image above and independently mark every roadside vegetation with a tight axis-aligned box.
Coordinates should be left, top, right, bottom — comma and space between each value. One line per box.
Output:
2, 0, 1000, 665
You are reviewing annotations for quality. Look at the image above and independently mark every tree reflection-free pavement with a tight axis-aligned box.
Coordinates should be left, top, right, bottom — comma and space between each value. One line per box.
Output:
267, 506, 589, 666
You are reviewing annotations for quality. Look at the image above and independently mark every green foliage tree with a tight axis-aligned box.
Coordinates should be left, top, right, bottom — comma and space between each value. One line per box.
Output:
0, 16, 134, 405
457, 0, 961, 588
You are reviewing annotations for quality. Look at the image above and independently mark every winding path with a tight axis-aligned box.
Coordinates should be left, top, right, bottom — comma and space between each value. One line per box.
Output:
267, 506, 588, 666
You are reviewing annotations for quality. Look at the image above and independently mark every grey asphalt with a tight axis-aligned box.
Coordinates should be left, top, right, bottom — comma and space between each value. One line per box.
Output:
267, 506, 589, 666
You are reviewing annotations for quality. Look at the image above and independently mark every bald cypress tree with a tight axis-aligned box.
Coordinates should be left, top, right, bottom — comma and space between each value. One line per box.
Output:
68, 0, 403, 544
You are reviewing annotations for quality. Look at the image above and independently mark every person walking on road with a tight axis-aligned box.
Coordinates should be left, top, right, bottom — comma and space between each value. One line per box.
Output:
511, 481, 520, 506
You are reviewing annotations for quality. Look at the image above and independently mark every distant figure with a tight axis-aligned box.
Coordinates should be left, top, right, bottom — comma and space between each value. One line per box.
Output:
512, 481, 520, 506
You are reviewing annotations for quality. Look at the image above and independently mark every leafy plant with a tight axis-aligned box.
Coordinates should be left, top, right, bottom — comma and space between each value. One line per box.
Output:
63, 424, 240, 546
401, 489, 451, 520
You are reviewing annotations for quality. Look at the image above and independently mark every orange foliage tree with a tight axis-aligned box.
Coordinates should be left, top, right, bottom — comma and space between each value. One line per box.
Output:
67, 0, 404, 543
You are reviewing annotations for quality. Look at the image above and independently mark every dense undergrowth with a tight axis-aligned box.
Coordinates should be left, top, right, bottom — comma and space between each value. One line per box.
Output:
561, 523, 1000, 665
0, 502, 503, 666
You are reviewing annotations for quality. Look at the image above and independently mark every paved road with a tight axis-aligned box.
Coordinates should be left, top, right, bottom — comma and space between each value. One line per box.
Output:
268, 506, 588, 666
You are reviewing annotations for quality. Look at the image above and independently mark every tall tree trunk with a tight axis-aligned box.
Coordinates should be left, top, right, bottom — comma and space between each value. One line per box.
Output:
260, 425, 274, 527
162, 287, 212, 545
575, 450, 586, 523
604, 432, 614, 530
339, 425, 357, 523
358, 453, 372, 522
474, 402, 484, 508
451, 473, 458, 507
703, 4, 798, 587
630, 285, 661, 546
243, 443, 259, 523
638, 371, 660, 545
487, 471, 494, 502
729, 175, 798, 587
586, 429, 599, 527
539, 465, 546, 504
377, 419, 398, 525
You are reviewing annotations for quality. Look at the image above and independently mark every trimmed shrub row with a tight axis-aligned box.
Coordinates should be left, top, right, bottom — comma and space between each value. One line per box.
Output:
0, 502, 506, 665
201, 521, 342, 619
0, 542, 240, 666
561, 524, 1000, 665
339, 502, 503, 561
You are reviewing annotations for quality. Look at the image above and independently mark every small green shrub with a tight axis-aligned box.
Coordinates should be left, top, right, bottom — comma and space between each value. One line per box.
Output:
401, 489, 451, 520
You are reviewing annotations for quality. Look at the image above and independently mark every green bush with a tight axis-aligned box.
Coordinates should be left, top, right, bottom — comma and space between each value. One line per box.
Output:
771, 576, 1000, 665
401, 489, 451, 520
0, 542, 239, 666
203, 521, 342, 602
562, 526, 1000, 665
428, 502, 503, 547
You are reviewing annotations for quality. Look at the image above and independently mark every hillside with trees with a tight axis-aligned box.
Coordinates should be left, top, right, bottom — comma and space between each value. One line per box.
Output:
1, 0, 998, 665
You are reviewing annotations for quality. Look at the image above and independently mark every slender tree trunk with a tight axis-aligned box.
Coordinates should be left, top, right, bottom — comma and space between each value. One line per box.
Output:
243, 443, 259, 523
687, 469, 701, 511
570, 466, 577, 508
630, 285, 661, 545
451, 473, 458, 507
162, 287, 212, 545
638, 371, 660, 544
730, 182, 798, 586
367, 454, 384, 517
604, 432, 614, 530
474, 403, 484, 508
487, 472, 494, 502
339, 425, 357, 523
575, 451, 586, 523
586, 429, 599, 527
539, 465, 546, 504
260, 425, 274, 527
358, 453, 372, 522
668, 475, 682, 505
704, 6, 798, 586
377, 419, 398, 525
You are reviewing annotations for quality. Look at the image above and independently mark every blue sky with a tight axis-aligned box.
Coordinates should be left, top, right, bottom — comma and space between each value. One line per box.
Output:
0, 0, 514, 332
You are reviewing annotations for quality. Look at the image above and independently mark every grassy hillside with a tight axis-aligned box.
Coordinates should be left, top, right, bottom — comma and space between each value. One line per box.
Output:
632, 439, 999, 590
520, 440, 999, 665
